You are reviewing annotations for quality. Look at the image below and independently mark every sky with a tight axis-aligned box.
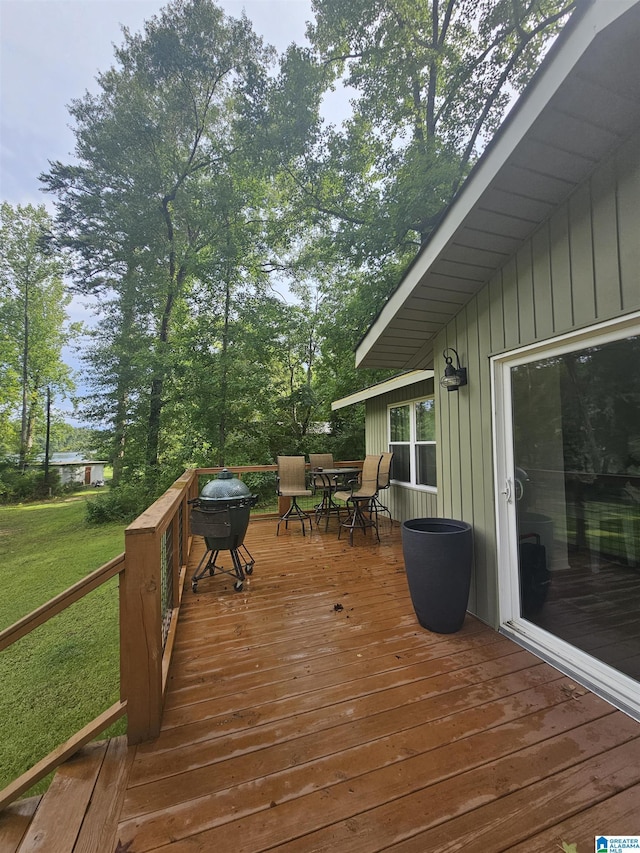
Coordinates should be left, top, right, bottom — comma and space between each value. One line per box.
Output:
0, 0, 327, 425
1, 0, 316, 206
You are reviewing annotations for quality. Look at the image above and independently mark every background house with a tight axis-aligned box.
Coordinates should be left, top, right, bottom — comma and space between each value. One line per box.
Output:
47, 453, 107, 486
347, 0, 640, 718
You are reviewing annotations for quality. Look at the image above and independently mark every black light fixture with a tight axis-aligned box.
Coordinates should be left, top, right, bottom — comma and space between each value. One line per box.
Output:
440, 347, 467, 392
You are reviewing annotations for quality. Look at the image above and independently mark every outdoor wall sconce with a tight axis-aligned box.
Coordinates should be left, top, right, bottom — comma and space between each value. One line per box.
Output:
440, 347, 467, 392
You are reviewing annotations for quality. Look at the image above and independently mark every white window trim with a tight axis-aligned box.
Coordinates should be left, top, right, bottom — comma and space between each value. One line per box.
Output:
388, 396, 437, 493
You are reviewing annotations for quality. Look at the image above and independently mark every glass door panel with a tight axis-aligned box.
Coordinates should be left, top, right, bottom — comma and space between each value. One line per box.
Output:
510, 334, 640, 682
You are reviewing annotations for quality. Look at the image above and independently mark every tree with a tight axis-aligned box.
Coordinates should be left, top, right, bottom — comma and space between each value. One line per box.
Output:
266, 0, 581, 428
304, 0, 579, 255
39, 0, 583, 487
42, 0, 276, 482
0, 203, 75, 467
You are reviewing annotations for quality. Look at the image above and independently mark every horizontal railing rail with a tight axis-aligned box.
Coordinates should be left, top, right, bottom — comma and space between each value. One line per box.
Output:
0, 553, 128, 810
0, 461, 363, 810
0, 553, 125, 653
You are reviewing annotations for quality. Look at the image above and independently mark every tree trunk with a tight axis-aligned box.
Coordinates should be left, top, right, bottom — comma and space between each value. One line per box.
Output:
44, 386, 51, 489
19, 278, 30, 471
146, 199, 182, 475
111, 387, 128, 487
218, 267, 232, 467
147, 376, 163, 472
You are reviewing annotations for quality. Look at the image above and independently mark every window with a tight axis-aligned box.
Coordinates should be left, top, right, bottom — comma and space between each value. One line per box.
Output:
389, 398, 437, 488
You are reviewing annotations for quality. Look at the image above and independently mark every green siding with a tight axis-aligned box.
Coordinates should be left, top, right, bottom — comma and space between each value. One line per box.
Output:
360, 129, 639, 628
549, 208, 573, 331
434, 128, 640, 628
617, 134, 640, 311
531, 227, 554, 340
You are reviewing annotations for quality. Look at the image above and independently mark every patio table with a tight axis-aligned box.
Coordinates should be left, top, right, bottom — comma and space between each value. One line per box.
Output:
311, 467, 361, 530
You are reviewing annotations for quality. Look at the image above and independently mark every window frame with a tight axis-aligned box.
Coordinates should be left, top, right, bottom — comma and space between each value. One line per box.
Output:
387, 396, 437, 492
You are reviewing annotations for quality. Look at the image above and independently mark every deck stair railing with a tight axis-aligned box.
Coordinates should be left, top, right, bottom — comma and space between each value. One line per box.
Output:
0, 461, 361, 811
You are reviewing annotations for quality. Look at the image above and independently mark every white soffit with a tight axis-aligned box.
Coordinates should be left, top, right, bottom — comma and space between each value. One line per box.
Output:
332, 370, 434, 410
356, 0, 640, 371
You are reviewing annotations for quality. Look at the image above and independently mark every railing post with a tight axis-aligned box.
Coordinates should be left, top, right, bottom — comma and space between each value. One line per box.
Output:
121, 526, 163, 744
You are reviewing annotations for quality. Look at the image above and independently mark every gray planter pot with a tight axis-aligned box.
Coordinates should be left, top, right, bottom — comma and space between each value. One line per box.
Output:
401, 518, 473, 633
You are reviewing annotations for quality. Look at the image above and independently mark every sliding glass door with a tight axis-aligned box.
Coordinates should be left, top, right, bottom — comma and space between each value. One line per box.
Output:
494, 317, 640, 715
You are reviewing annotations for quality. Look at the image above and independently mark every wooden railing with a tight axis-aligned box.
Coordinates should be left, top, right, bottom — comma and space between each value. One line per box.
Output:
0, 554, 128, 809
0, 462, 361, 809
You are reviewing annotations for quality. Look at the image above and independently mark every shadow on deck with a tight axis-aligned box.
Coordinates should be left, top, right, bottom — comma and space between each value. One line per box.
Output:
4, 517, 640, 852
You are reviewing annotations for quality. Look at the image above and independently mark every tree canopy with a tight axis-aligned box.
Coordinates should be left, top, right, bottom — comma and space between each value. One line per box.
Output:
0, 203, 76, 466
25, 0, 580, 496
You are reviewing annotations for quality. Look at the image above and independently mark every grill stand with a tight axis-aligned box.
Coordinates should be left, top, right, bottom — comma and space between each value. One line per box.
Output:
191, 543, 255, 593
189, 493, 257, 593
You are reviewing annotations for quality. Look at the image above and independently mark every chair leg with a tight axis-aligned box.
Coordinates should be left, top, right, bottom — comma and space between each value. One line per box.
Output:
277, 496, 311, 536
338, 498, 379, 546
318, 493, 343, 531
326, 500, 343, 532
362, 499, 380, 543
371, 495, 392, 526
314, 489, 332, 528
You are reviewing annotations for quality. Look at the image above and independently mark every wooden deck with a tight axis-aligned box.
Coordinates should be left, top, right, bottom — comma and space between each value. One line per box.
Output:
4, 517, 640, 852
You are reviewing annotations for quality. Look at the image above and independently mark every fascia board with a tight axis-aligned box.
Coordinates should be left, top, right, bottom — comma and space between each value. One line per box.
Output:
331, 370, 434, 410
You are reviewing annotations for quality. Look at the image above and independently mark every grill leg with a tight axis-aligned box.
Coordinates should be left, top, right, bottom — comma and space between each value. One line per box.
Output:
191, 543, 255, 594
192, 549, 219, 592
239, 544, 255, 574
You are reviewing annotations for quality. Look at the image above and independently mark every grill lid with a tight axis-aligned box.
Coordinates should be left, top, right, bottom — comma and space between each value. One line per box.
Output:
199, 469, 251, 501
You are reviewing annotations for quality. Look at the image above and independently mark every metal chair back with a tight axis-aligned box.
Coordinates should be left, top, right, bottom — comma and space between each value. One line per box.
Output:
309, 453, 334, 470
276, 456, 312, 536
377, 452, 394, 489
356, 454, 383, 499
277, 455, 308, 495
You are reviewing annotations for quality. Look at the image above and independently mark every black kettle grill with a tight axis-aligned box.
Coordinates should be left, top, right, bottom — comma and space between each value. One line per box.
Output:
190, 469, 257, 592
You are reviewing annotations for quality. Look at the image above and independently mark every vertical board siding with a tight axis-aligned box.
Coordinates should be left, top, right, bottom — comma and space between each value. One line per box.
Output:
549, 207, 573, 331
488, 274, 506, 353
443, 325, 462, 521
531, 226, 554, 341
458, 317, 475, 524
592, 158, 622, 315
460, 305, 478, 612
502, 259, 520, 349
478, 283, 499, 621
616, 133, 640, 311
436, 131, 640, 628
568, 183, 597, 327
466, 296, 493, 617
516, 246, 535, 344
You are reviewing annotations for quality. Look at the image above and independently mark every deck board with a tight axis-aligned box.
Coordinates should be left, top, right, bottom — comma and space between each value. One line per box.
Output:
18, 741, 107, 853
109, 518, 640, 852
0, 796, 40, 853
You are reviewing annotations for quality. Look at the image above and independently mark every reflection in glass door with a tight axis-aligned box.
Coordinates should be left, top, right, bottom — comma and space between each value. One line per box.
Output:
510, 333, 640, 684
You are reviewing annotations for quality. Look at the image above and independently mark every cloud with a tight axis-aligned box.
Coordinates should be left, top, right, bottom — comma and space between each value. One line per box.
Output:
2, 1, 315, 206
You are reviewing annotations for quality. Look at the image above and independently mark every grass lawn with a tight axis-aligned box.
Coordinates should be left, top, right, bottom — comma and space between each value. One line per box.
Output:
0, 491, 126, 795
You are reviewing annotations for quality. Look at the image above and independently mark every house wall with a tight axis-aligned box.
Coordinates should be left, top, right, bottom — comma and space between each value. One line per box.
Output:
89, 464, 105, 484
435, 127, 640, 628
364, 376, 438, 522
57, 466, 85, 485
56, 463, 105, 486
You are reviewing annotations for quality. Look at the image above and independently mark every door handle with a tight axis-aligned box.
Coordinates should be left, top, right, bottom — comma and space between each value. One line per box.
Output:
502, 478, 513, 503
